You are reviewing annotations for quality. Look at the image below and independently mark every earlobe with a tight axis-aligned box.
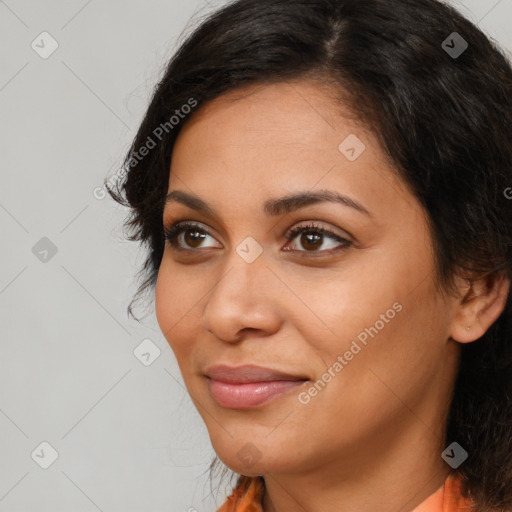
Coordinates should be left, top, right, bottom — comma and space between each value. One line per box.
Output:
450, 272, 510, 343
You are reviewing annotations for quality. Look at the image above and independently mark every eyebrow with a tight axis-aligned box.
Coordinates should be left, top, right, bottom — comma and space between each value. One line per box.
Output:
164, 189, 372, 218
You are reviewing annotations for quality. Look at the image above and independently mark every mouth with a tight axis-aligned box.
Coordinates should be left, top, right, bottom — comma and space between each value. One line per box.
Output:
204, 364, 309, 409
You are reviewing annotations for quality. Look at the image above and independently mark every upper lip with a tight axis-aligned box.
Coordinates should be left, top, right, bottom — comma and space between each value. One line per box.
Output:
204, 364, 308, 383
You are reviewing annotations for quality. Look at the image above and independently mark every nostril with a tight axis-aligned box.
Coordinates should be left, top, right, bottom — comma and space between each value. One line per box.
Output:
241, 327, 261, 335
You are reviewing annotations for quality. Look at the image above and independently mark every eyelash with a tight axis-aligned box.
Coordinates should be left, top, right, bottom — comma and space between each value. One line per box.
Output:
163, 221, 352, 257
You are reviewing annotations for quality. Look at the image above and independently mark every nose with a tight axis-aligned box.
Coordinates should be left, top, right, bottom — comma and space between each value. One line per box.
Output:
201, 248, 283, 343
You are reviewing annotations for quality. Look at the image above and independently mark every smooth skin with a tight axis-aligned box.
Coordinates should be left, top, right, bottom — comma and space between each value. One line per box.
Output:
155, 80, 510, 512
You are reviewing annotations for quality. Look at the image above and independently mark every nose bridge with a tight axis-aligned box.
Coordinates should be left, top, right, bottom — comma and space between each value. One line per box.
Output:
213, 241, 269, 306
201, 241, 281, 340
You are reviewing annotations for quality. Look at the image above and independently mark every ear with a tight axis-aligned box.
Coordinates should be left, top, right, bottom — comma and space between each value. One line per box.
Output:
450, 271, 510, 343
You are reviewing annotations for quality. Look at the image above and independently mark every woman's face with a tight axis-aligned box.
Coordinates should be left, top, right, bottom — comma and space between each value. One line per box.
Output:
155, 80, 462, 477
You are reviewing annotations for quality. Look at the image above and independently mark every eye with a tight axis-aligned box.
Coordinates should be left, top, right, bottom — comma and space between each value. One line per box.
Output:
163, 220, 352, 256
283, 222, 352, 255
163, 221, 221, 251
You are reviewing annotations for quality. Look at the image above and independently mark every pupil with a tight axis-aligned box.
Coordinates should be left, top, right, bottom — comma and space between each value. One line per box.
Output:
301, 232, 322, 250
185, 230, 204, 248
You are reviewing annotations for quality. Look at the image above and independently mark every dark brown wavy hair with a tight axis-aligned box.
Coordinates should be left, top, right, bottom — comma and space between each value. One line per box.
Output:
107, 0, 512, 510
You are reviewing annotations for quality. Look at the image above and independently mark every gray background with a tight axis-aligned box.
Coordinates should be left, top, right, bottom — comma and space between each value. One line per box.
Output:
0, 1, 511, 511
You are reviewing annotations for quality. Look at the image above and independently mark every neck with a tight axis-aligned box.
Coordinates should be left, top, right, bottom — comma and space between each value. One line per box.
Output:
261, 415, 452, 512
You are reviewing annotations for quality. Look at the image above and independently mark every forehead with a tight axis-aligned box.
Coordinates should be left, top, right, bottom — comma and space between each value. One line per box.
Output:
167, 80, 413, 222
172, 82, 367, 176
174, 80, 359, 151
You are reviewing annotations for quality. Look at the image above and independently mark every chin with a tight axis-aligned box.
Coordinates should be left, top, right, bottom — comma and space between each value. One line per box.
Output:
211, 435, 300, 476
216, 452, 274, 476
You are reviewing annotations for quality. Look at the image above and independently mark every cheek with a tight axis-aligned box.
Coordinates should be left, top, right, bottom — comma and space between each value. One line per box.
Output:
154, 260, 200, 354
154, 265, 172, 338
315, 281, 447, 414
295, 254, 445, 399
288, 265, 401, 355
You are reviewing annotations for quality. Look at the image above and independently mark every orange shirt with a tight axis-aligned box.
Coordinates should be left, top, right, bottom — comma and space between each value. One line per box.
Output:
216, 473, 474, 512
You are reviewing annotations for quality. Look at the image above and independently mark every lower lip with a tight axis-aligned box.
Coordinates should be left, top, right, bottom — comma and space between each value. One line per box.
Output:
207, 378, 307, 409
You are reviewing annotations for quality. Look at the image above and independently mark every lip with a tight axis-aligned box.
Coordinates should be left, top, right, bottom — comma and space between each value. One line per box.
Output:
204, 364, 307, 383
204, 364, 308, 409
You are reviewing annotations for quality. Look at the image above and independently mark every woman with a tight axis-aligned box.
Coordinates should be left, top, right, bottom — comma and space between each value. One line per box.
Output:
107, 0, 512, 510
